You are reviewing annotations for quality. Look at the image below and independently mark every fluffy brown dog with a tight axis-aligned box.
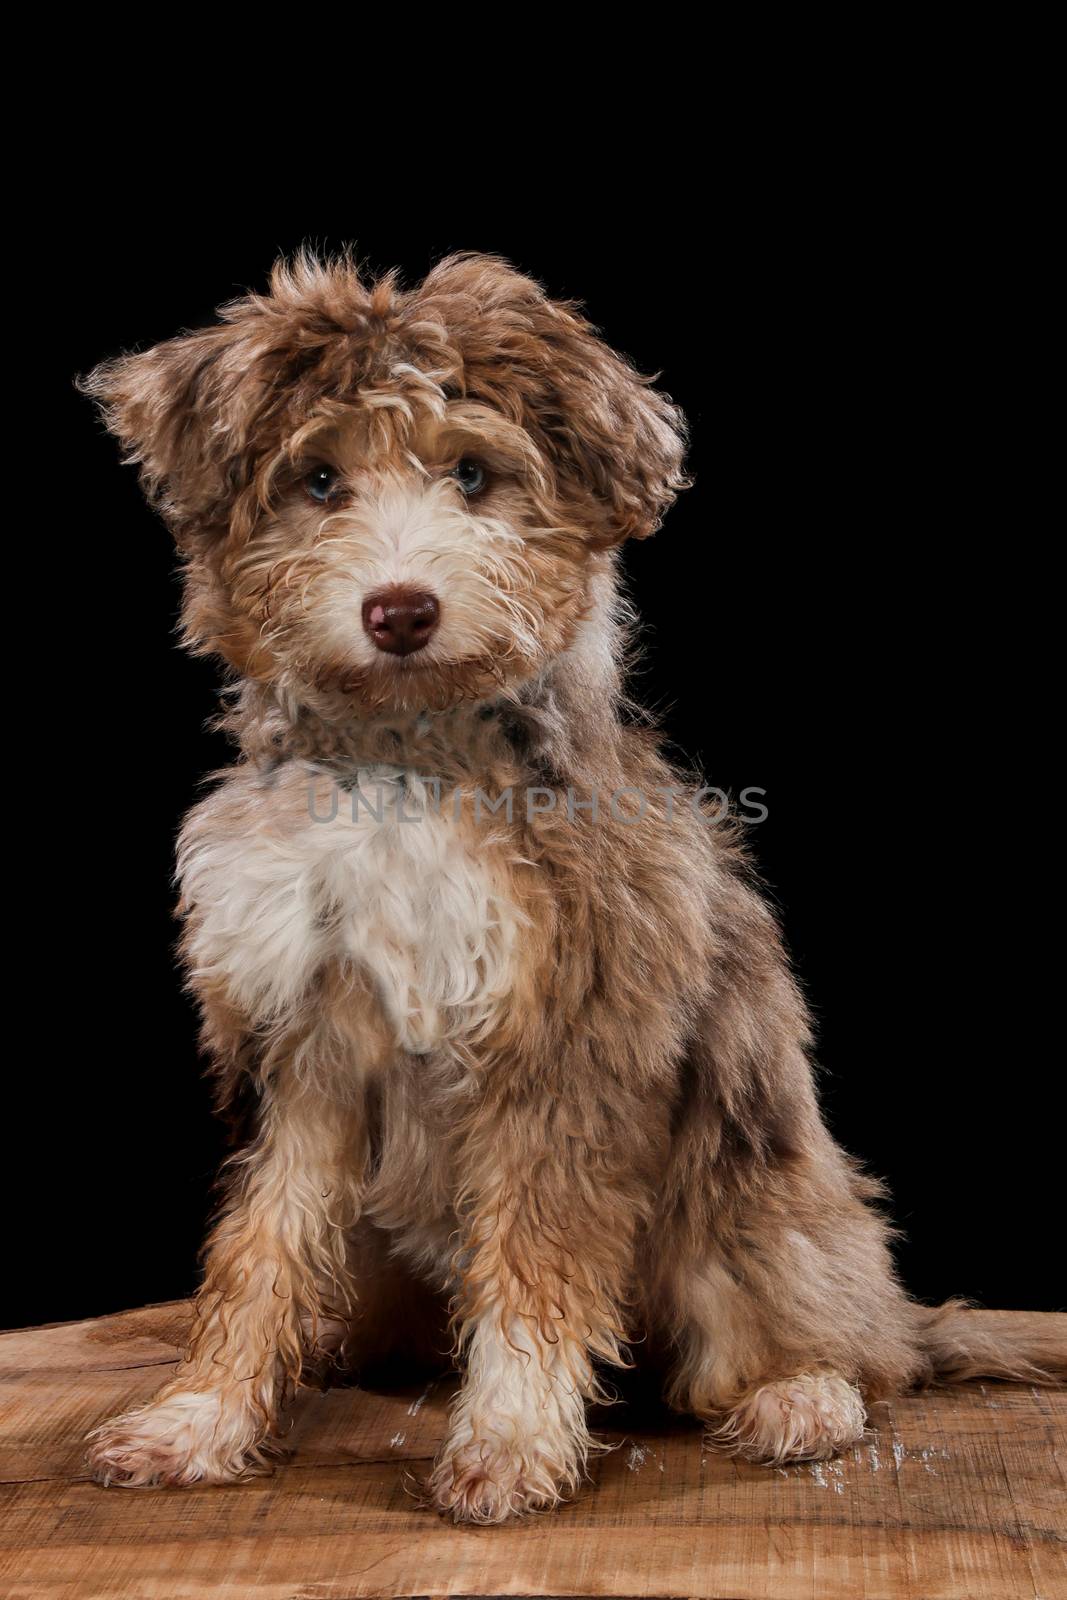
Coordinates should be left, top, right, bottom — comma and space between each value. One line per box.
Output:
80, 251, 1063, 1522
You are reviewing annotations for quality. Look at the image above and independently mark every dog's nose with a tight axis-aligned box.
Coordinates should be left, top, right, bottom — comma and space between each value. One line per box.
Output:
361, 587, 440, 656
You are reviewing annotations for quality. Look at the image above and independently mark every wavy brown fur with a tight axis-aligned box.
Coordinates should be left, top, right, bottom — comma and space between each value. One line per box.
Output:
79, 250, 1064, 1520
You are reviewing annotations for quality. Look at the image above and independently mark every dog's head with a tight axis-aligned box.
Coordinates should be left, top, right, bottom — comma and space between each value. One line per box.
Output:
82, 252, 687, 714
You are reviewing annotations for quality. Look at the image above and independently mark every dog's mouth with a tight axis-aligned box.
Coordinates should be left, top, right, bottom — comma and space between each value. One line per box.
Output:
311, 646, 527, 712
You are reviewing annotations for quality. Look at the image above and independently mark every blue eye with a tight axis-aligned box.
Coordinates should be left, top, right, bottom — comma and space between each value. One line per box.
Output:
305, 465, 340, 503
450, 458, 486, 496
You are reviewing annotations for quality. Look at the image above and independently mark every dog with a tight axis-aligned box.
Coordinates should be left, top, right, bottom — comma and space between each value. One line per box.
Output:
79, 250, 1064, 1522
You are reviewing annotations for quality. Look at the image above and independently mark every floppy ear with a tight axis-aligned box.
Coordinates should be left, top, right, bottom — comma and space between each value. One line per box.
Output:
420, 254, 690, 545
528, 294, 690, 545
78, 322, 256, 547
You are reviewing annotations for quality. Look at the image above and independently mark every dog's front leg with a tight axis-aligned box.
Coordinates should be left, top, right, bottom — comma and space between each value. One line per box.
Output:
87, 1073, 365, 1486
429, 1086, 640, 1523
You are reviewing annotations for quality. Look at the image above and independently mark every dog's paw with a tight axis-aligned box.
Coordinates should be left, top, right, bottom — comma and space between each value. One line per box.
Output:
713, 1371, 866, 1464
86, 1388, 272, 1488
428, 1432, 574, 1524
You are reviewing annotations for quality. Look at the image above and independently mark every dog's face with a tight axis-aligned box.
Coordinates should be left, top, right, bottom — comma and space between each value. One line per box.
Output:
83, 253, 686, 715
229, 395, 592, 713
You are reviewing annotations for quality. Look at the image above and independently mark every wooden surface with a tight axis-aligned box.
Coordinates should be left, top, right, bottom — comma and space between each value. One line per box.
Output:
1, 1302, 1064, 1600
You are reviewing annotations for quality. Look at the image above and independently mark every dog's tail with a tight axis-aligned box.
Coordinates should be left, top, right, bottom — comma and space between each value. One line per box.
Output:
915, 1300, 1067, 1385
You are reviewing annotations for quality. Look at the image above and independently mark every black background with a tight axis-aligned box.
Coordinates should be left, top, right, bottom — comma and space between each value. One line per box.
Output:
8, 190, 1060, 1331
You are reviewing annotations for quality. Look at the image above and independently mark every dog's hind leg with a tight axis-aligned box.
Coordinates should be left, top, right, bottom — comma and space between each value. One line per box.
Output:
646, 875, 926, 1466
652, 1230, 875, 1462
650, 1175, 921, 1465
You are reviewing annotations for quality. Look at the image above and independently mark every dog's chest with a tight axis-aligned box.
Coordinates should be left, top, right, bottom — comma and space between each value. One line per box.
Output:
181, 768, 521, 1056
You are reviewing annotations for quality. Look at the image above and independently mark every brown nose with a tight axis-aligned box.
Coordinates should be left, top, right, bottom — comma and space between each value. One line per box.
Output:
361, 587, 440, 656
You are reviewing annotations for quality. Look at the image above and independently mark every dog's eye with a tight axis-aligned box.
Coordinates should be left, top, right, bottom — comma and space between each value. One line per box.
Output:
305, 465, 341, 503
450, 458, 487, 496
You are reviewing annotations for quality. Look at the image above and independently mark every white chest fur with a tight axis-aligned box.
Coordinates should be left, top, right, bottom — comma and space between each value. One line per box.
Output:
179, 767, 521, 1056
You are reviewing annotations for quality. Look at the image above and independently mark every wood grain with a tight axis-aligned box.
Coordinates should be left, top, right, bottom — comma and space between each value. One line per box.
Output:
1, 1303, 1064, 1599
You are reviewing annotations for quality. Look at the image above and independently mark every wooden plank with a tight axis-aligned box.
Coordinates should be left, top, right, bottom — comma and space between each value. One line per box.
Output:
0, 1303, 191, 1375
0, 1304, 1064, 1599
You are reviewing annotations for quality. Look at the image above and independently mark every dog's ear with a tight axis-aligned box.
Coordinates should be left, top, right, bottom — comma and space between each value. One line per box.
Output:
421, 254, 690, 545
78, 320, 258, 547
78, 254, 376, 547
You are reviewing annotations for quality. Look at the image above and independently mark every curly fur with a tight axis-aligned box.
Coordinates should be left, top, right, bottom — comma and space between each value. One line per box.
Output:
80, 249, 1065, 1519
